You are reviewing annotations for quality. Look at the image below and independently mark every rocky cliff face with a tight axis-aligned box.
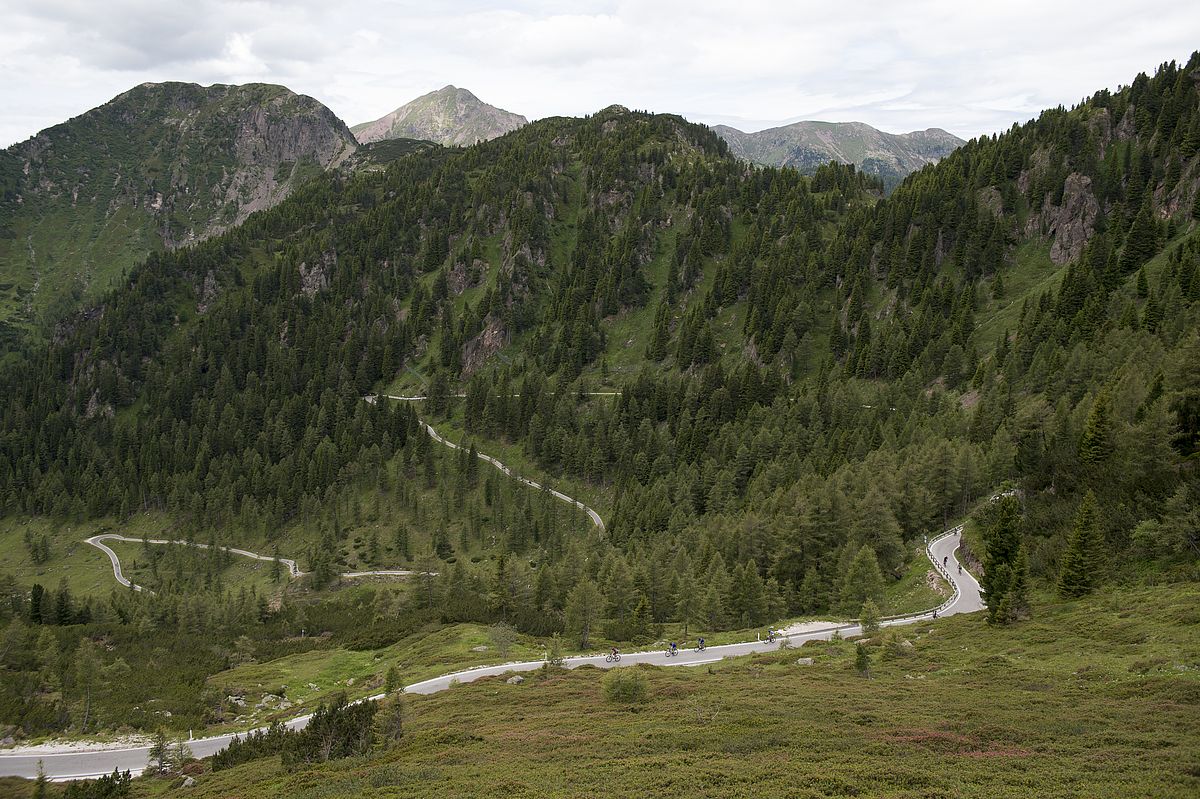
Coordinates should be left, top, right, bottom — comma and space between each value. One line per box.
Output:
714, 120, 963, 189
1041, 173, 1100, 265
0, 82, 357, 331
351, 86, 526, 147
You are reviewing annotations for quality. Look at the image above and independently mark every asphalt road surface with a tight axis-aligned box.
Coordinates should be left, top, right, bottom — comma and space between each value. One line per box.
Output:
0, 526, 980, 781
84, 535, 421, 593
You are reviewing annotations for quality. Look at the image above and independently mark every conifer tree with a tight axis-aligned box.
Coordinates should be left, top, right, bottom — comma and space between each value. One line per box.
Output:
859, 598, 881, 635
839, 545, 884, 613
1058, 492, 1104, 598
147, 729, 171, 774
700, 583, 726, 631
1119, 200, 1158, 273
628, 596, 654, 643
982, 496, 1022, 614
384, 665, 402, 694
1079, 390, 1114, 468
32, 761, 45, 799
854, 642, 872, 678
565, 579, 604, 648
674, 570, 699, 636
995, 544, 1030, 624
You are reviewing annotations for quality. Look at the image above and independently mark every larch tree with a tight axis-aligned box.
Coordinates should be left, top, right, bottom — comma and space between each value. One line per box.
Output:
839, 545, 884, 613
565, 579, 604, 648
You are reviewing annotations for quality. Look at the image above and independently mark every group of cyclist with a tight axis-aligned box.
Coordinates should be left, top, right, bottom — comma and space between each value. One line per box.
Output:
609, 635, 711, 661
609, 631, 791, 661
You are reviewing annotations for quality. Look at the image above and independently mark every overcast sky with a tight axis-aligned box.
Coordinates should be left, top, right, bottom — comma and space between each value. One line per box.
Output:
2, 0, 1198, 148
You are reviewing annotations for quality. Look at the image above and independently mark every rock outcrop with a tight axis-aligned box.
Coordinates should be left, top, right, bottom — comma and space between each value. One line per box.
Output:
0, 82, 357, 329
1046, 173, 1100, 264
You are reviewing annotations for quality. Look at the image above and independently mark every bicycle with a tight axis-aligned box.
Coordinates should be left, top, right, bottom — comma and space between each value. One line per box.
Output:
695, 642, 706, 652
665, 647, 679, 657
605, 652, 621, 663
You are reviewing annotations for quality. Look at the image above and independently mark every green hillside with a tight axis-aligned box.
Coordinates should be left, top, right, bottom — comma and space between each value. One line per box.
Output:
8, 582, 1193, 798
0, 52, 1198, 776
0, 82, 357, 335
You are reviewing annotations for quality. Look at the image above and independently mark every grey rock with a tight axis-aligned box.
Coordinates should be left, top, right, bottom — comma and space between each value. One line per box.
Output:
506, 675, 525, 685
1046, 173, 1099, 264
352, 86, 525, 147
795, 657, 815, 666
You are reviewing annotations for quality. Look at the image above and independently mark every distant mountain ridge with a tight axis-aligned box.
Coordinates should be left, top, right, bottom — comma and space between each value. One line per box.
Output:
0, 81, 357, 333
713, 120, 963, 187
351, 85, 527, 147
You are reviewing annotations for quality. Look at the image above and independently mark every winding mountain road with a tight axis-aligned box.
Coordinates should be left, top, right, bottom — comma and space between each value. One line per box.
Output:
382, 391, 618, 532
2, 410, 984, 781
83, 535, 419, 594
84, 407, 607, 594
0, 524, 981, 781
416, 419, 606, 532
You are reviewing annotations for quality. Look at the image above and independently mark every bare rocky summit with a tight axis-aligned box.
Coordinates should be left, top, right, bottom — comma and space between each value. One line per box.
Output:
351, 86, 526, 147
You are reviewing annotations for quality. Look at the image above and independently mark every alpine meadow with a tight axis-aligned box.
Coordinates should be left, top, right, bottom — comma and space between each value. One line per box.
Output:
0, 11, 1197, 799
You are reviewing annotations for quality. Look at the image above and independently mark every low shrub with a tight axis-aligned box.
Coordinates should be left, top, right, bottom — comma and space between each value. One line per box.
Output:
602, 668, 648, 704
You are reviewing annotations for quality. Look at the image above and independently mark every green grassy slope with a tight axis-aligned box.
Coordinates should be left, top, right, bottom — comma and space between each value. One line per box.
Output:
137, 582, 1200, 799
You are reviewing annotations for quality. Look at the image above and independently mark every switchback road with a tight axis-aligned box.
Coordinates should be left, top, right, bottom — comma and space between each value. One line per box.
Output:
0, 526, 980, 780
84, 534, 420, 594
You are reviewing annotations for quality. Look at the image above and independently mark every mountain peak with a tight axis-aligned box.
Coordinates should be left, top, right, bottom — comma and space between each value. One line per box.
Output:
714, 119, 964, 189
1, 81, 356, 329
351, 86, 526, 147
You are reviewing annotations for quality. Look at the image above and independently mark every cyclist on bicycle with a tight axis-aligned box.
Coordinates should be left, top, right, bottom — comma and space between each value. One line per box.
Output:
697, 637, 706, 650
669, 641, 678, 655
610, 647, 619, 659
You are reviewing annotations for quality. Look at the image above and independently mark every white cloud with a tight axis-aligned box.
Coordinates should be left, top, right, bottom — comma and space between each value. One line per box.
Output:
1, 0, 1198, 147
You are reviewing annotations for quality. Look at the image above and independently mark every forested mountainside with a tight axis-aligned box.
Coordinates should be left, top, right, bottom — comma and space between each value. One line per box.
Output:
714, 120, 963, 190
0, 82, 357, 336
0, 55, 1198, 738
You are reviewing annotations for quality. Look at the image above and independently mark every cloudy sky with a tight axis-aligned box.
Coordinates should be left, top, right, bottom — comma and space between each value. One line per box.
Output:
2, 0, 1198, 148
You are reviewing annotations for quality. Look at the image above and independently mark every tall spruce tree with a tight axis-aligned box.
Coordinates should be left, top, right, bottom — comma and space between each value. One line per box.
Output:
981, 496, 1022, 622
1079, 390, 1115, 468
1058, 492, 1105, 598
1119, 200, 1158, 273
